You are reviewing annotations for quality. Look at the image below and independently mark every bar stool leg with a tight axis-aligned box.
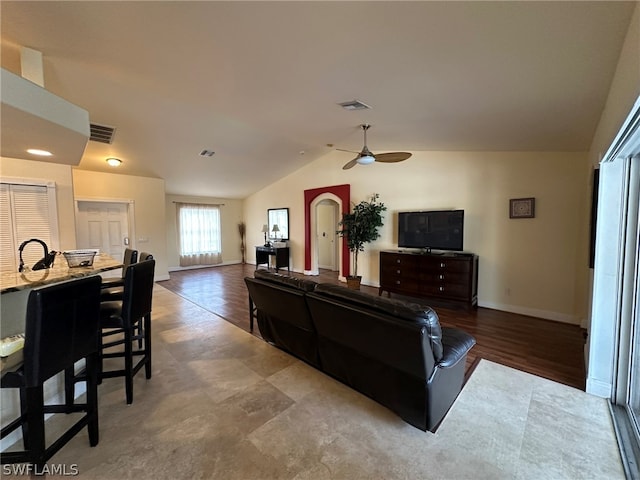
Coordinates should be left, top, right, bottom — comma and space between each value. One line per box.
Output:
24, 386, 46, 469
64, 367, 75, 407
124, 327, 134, 405
86, 353, 100, 446
144, 314, 152, 379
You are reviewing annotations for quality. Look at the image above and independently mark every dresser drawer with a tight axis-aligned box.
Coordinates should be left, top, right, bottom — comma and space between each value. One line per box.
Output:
381, 264, 421, 280
421, 257, 471, 273
381, 253, 420, 270
380, 276, 421, 295
421, 271, 469, 286
423, 283, 470, 300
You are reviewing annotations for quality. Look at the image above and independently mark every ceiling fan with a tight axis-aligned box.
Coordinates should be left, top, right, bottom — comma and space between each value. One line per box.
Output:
339, 124, 412, 170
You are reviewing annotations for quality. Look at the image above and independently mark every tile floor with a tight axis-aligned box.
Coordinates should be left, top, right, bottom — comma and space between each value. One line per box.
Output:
3, 284, 625, 479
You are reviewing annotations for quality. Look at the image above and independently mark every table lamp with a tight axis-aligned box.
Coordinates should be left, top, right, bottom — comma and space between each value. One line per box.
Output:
261, 224, 269, 246
271, 224, 280, 241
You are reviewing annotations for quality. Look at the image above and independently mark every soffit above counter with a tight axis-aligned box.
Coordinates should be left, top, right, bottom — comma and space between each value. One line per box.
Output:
0, 68, 89, 165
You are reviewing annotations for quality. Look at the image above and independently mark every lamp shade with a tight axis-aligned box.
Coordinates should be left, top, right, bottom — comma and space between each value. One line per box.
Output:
271, 224, 280, 233
261, 224, 269, 233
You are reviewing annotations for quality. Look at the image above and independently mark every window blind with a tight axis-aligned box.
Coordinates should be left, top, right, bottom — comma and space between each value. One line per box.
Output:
0, 182, 57, 272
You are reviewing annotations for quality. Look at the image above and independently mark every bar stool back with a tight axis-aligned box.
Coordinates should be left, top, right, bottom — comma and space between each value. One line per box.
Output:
100, 248, 138, 302
1, 276, 102, 469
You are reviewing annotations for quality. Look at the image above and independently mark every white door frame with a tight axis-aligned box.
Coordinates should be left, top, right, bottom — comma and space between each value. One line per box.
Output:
307, 192, 344, 281
74, 197, 136, 253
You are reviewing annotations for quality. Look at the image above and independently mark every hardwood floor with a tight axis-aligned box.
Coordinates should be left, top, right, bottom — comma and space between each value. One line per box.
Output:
158, 263, 587, 390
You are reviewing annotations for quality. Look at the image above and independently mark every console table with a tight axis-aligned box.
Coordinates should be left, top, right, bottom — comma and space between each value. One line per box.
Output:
255, 245, 290, 273
379, 250, 478, 308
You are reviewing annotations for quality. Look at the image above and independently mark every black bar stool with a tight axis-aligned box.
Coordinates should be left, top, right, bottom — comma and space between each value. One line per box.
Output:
99, 258, 155, 404
1, 276, 102, 469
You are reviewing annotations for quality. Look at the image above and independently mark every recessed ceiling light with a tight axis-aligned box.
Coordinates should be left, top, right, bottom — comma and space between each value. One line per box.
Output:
27, 148, 53, 156
106, 157, 122, 167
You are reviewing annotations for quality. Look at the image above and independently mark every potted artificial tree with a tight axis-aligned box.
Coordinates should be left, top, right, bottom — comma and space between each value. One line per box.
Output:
337, 193, 387, 290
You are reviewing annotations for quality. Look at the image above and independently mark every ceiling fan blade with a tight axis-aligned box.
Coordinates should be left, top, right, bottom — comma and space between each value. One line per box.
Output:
336, 148, 359, 154
342, 157, 359, 170
374, 152, 412, 163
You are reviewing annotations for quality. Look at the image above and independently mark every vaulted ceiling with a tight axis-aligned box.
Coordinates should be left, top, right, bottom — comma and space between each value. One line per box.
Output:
1, 1, 635, 198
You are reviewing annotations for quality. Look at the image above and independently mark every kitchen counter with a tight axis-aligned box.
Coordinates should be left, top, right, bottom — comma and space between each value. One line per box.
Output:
0, 253, 121, 294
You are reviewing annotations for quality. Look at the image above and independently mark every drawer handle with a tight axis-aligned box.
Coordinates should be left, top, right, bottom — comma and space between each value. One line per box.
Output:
396, 259, 401, 264
439, 274, 444, 280
397, 269, 401, 274
439, 286, 444, 292
440, 262, 446, 268
396, 280, 401, 285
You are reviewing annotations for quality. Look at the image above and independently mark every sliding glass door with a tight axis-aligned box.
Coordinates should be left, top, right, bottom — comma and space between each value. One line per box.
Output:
628, 241, 640, 442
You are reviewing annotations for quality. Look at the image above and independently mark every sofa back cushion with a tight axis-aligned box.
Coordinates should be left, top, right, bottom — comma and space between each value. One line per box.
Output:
254, 269, 317, 292
245, 275, 319, 366
312, 284, 443, 361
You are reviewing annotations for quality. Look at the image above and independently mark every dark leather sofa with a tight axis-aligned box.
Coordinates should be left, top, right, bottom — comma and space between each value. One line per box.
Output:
244, 269, 320, 367
244, 270, 476, 432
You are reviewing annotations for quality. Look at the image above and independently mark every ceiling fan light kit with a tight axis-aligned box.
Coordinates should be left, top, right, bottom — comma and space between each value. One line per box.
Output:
341, 124, 412, 170
357, 155, 375, 165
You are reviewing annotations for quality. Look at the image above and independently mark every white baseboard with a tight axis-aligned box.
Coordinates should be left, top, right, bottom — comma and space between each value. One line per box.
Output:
478, 300, 579, 325
168, 260, 241, 272
586, 377, 612, 398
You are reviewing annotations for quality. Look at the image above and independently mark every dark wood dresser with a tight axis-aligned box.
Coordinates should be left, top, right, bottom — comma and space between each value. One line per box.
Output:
379, 250, 478, 308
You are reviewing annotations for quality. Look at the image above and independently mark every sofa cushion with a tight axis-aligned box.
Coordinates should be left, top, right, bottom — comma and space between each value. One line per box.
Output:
313, 283, 444, 361
254, 269, 317, 292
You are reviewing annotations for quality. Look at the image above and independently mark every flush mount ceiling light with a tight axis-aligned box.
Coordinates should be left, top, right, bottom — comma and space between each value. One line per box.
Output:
27, 148, 53, 156
106, 157, 122, 167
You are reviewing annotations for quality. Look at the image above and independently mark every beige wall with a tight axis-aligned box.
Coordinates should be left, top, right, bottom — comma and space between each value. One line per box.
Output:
0, 156, 77, 250
245, 150, 591, 324
165, 194, 244, 269
588, 4, 640, 166
584, 4, 639, 389
72, 169, 169, 281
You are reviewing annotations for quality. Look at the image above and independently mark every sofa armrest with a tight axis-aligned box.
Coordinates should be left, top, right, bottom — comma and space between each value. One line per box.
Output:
438, 327, 476, 368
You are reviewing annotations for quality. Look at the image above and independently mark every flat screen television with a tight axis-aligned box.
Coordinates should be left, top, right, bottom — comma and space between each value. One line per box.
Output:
398, 210, 464, 251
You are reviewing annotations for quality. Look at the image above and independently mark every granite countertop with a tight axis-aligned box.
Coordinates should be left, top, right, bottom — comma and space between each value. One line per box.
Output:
0, 253, 121, 294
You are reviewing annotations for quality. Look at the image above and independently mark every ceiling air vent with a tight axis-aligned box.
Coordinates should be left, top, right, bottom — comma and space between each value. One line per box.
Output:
89, 123, 116, 144
338, 100, 371, 111
199, 149, 215, 157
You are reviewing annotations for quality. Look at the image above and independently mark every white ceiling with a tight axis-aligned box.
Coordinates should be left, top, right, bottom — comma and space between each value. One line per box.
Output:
0, 1, 635, 198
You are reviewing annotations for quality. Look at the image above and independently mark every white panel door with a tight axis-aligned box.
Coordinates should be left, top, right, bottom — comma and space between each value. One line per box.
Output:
317, 202, 338, 271
76, 201, 129, 260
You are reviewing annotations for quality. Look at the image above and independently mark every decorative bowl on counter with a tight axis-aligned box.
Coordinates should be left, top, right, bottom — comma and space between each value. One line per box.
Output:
63, 250, 98, 268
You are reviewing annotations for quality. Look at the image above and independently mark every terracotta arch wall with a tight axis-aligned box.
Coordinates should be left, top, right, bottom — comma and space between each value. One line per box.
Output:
304, 184, 350, 276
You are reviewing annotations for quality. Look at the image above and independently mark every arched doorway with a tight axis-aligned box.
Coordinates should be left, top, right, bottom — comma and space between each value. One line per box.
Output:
304, 184, 350, 279
316, 200, 339, 271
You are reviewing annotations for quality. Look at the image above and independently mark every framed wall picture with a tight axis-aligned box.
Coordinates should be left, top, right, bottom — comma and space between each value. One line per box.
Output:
509, 197, 535, 219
